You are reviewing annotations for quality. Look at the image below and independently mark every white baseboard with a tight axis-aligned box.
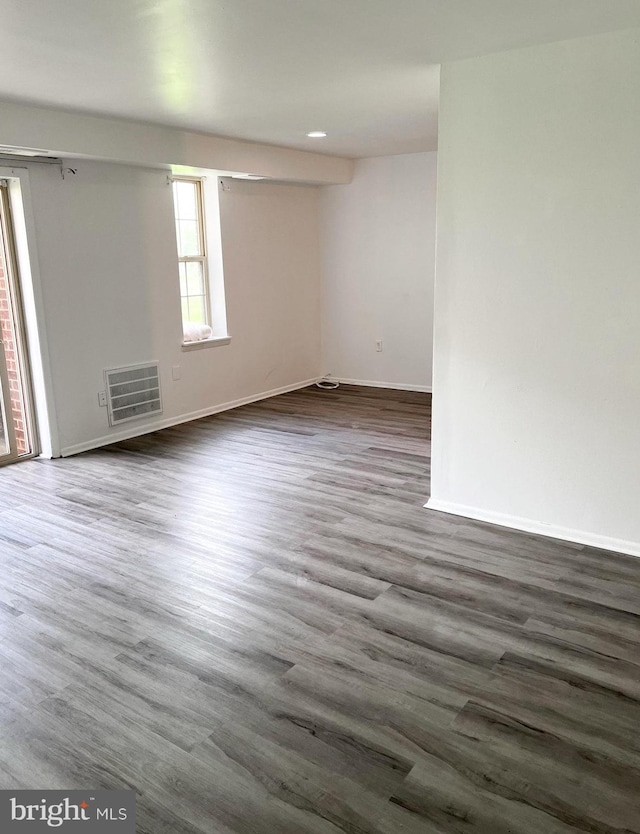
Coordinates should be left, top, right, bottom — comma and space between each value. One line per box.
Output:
60, 377, 320, 457
337, 378, 432, 394
425, 498, 640, 558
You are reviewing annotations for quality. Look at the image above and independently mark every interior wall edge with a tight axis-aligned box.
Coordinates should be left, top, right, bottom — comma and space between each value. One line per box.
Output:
58, 376, 321, 458
425, 498, 640, 559
336, 378, 432, 393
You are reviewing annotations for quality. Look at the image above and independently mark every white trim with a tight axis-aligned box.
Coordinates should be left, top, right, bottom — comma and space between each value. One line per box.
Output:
1, 167, 61, 458
424, 498, 640, 558
59, 377, 320, 457
181, 335, 231, 352
337, 378, 432, 393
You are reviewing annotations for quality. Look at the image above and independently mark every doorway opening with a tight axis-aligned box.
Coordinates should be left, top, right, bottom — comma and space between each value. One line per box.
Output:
0, 179, 37, 465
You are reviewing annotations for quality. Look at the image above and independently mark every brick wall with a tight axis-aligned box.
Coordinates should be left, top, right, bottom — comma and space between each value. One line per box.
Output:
0, 245, 28, 455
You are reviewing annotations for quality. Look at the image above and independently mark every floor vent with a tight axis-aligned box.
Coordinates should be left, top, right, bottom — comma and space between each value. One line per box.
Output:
105, 362, 162, 426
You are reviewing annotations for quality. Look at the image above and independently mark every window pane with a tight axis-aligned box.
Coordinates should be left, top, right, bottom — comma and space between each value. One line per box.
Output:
173, 177, 214, 335
188, 295, 206, 325
174, 180, 197, 220
178, 220, 200, 257
186, 261, 204, 296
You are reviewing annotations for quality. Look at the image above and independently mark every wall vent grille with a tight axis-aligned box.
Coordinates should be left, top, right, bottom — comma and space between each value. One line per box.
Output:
105, 362, 162, 426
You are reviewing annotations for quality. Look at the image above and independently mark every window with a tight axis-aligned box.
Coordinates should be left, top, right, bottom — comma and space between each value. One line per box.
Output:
173, 177, 209, 329
172, 174, 229, 349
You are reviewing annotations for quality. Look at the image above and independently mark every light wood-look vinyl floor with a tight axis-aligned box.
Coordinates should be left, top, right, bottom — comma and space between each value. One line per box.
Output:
0, 384, 639, 832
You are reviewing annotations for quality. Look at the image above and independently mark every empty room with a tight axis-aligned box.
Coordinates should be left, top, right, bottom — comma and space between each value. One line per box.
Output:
0, 2, 639, 832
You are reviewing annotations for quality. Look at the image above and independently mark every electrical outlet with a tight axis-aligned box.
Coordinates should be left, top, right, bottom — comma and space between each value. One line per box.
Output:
375, 340, 383, 352
98, 391, 107, 407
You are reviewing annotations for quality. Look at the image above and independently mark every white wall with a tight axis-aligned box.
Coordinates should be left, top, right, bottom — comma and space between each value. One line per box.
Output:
320, 153, 436, 391
430, 27, 640, 555
22, 161, 321, 455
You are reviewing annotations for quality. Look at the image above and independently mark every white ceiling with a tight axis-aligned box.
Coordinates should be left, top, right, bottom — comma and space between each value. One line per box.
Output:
3, 0, 640, 158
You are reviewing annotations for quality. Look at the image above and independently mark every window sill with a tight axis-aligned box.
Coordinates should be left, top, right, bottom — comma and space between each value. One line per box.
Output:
181, 335, 231, 352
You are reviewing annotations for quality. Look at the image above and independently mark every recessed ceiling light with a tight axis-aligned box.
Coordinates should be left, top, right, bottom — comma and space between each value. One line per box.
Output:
306, 131, 327, 138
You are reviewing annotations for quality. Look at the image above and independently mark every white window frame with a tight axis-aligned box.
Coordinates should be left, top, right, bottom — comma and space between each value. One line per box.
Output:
172, 174, 230, 351
173, 176, 210, 330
